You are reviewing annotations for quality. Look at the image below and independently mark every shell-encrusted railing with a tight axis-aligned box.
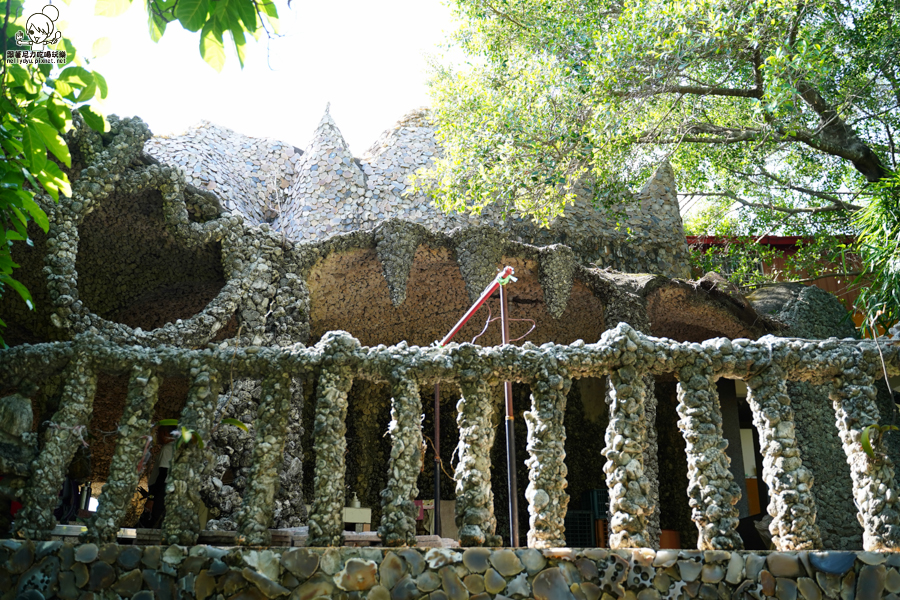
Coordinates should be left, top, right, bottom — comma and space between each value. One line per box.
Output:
2, 324, 899, 550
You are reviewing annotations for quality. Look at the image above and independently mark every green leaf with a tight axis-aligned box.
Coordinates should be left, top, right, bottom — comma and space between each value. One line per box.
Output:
234, 0, 258, 32
147, 10, 167, 42
1, 136, 24, 155
230, 26, 247, 68
221, 417, 249, 432
7, 64, 29, 87
181, 427, 192, 444
22, 124, 47, 173
32, 119, 72, 168
44, 97, 71, 130
200, 20, 226, 72
91, 37, 112, 58
20, 194, 51, 231
35, 161, 71, 201
76, 80, 97, 103
8, 205, 29, 237
92, 71, 109, 99
258, 0, 279, 34
78, 105, 109, 132
58, 66, 94, 88
862, 424, 877, 458
176, 0, 210, 32
54, 79, 75, 98
157, 419, 180, 426
0, 274, 34, 309
95, 0, 133, 18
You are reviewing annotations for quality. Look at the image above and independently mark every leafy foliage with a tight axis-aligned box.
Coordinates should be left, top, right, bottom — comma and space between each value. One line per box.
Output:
861, 423, 899, 460
854, 175, 900, 335
423, 0, 897, 212
1, 0, 106, 345
420, 0, 899, 328
0, 0, 279, 345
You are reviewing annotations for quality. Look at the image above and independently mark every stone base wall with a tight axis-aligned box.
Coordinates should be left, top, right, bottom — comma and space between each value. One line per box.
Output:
5, 541, 900, 600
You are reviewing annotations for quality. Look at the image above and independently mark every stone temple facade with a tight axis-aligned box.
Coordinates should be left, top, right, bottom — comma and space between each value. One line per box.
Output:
0, 105, 899, 582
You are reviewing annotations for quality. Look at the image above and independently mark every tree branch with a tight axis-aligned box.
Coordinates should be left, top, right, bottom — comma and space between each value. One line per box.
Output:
794, 80, 891, 182
683, 190, 860, 214
754, 167, 862, 209
640, 122, 764, 144
613, 84, 762, 99
787, 1, 807, 48
482, 1, 530, 31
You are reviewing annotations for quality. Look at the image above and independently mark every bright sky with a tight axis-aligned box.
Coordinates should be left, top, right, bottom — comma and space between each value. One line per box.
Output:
28, 0, 458, 153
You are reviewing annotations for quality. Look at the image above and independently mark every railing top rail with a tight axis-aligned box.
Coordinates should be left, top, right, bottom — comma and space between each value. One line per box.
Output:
1, 324, 898, 389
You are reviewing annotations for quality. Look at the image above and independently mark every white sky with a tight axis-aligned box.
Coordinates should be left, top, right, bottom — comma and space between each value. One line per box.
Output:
27, 0, 458, 153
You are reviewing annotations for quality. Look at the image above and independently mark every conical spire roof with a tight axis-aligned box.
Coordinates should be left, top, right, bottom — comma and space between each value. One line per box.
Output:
287, 106, 368, 237
639, 159, 676, 202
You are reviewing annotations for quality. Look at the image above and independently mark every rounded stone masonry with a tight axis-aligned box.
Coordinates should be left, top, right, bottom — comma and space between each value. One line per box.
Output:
604, 363, 654, 548
828, 351, 900, 551
378, 369, 424, 547
162, 366, 222, 546
5, 543, 900, 600
744, 364, 823, 550
676, 355, 744, 550
235, 371, 293, 546
15, 353, 98, 541
147, 107, 692, 279
525, 368, 573, 548
0, 105, 772, 541
83, 366, 160, 544
306, 332, 360, 547
2, 318, 899, 551
454, 373, 501, 547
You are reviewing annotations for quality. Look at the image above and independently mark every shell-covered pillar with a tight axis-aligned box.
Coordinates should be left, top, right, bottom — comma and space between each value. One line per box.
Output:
603, 365, 654, 548
378, 369, 423, 546
162, 364, 221, 545
524, 367, 572, 548
454, 374, 500, 547
15, 353, 99, 540
676, 356, 743, 550
85, 366, 160, 543
235, 371, 292, 545
745, 366, 823, 550
829, 353, 900, 550
307, 332, 359, 547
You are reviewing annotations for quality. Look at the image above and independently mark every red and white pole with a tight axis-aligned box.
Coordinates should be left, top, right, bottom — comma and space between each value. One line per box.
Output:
436, 266, 519, 545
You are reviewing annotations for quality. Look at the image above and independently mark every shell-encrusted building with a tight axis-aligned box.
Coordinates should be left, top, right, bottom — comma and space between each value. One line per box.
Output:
1, 105, 899, 573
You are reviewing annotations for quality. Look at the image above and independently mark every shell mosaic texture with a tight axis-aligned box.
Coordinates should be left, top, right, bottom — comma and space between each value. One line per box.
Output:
2, 106, 900, 600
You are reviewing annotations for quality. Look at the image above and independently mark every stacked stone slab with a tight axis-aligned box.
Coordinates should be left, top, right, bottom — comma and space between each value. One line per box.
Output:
145, 120, 302, 233
8, 542, 900, 600
144, 107, 690, 279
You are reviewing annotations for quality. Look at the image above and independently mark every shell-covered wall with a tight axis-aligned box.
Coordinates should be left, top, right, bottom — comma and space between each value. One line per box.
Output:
0, 108, 826, 540
146, 108, 690, 279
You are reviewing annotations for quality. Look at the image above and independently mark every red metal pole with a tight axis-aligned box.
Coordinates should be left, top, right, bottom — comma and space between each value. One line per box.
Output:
436, 266, 518, 544
439, 266, 515, 347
